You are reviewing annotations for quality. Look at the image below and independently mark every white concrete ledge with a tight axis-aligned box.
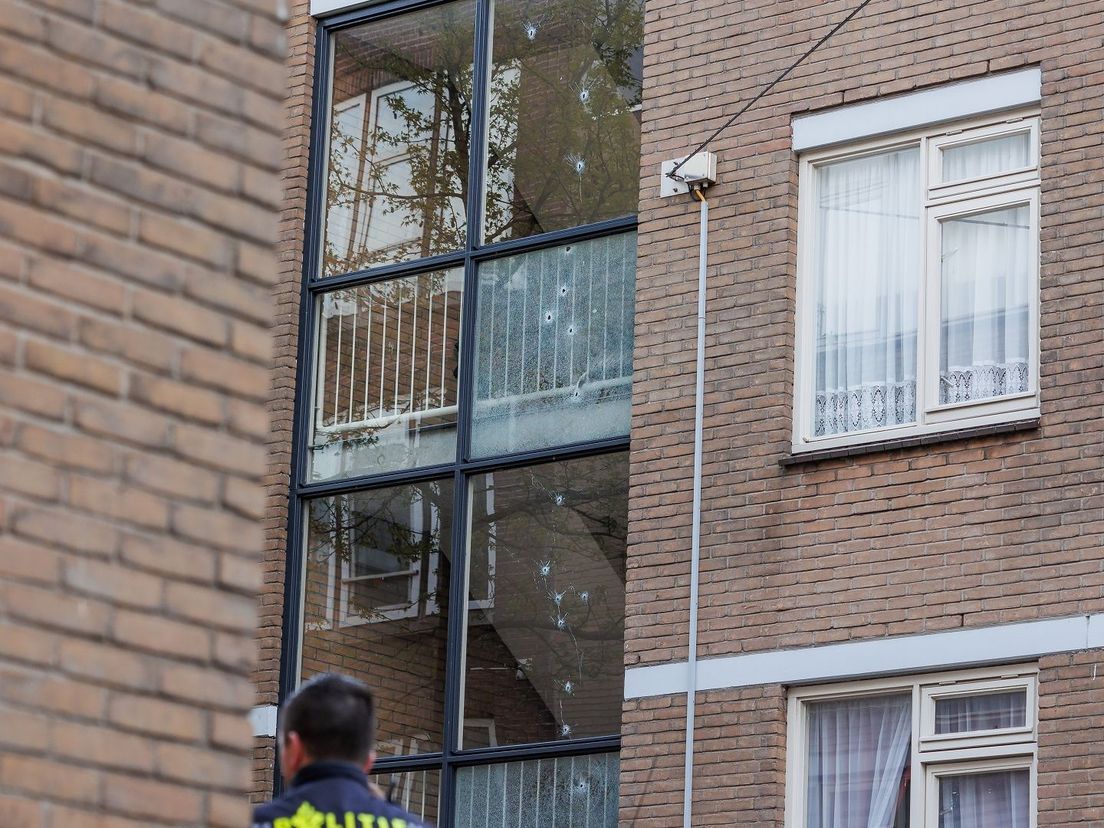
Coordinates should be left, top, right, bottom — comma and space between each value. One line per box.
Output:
792, 67, 1041, 151
625, 613, 1103, 699
311, 0, 375, 15
624, 660, 690, 699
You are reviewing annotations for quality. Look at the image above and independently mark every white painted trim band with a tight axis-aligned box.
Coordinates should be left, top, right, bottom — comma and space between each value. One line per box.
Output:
792, 68, 1041, 152
311, 0, 374, 15
251, 704, 279, 738
625, 613, 1103, 699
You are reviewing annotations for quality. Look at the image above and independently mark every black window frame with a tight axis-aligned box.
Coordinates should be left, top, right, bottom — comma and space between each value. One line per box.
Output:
278, 0, 639, 822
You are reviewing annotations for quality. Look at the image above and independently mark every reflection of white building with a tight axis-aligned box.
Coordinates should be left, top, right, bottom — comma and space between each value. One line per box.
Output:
327, 80, 466, 269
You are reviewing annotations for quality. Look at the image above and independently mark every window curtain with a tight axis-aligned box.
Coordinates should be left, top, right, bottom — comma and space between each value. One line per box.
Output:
941, 132, 1030, 183
935, 690, 1026, 734
813, 148, 921, 437
938, 769, 1030, 828
806, 694, 912, 828
939, 203, 1031, 405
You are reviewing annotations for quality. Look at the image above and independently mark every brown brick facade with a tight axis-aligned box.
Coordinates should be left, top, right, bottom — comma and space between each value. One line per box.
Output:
622, 0, 1103, 824
254, 0, 315, 802
0, 1, 285, 825
260, 0, 1102, 824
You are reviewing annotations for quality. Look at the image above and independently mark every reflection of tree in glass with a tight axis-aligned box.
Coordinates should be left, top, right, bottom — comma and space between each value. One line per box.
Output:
325, 5, 476, 274
323, 0, 643, 275
487, 0, 643, 241
307, 482, 451, 624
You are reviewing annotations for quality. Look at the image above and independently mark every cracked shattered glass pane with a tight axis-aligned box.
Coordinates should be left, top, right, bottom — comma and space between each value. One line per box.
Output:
472, 233, 635, 457
461, 454, 627, 748
483, 0, 643, 242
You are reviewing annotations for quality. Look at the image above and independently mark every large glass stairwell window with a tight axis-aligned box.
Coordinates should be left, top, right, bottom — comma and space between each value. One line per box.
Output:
288, 0, 642, 825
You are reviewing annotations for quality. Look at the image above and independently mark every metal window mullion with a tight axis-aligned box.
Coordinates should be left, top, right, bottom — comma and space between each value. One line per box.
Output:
469, 214, 637, 263
447, 734, 621, 766
307, 220, 637, 296
308, 249, 467, 293
440, 0, 492, 819
440, 464, 471, 828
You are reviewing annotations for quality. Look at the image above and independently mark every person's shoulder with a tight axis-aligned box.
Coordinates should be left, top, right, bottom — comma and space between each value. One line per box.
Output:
251, 792, 297, 823
252, 790, 429, 828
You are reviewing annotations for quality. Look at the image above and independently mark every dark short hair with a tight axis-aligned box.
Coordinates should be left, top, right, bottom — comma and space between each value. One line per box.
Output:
281, 673, 376, 763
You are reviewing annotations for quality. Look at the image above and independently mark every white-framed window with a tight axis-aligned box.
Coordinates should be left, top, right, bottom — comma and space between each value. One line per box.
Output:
793, 112, 1040, 453
785, 665, 1038, 828
338, 488, 441, 626
310, 483, 496, 629
325, 80, 465, 273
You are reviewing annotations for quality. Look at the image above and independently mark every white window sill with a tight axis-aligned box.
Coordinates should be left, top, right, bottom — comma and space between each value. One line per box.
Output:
782, 415, 1040, 466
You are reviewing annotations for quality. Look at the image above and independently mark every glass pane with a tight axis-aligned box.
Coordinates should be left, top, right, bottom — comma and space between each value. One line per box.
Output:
935, 690, 1027, 734
301, 479, 454, 755
942, 132, 1031, 183
471, 234, 635, 457
372, 767, 441, 825
462, 454, 628, 747
938, 769, 1030, 828
483, 0, 643, 242
805, 694, 911, 828
323, 3, 475, 275
812, 147, 921, 437
309, 268, 463, 481
454, 753, 619, 828
939, 205, 1031, 405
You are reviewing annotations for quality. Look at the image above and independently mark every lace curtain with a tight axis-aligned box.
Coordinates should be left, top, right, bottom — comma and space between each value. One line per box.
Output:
935, 690, 1026, 734
806, 691, 1030, 828
812, 138, 1032, 437
806, 694, 912, 828
813, 147, 921, 437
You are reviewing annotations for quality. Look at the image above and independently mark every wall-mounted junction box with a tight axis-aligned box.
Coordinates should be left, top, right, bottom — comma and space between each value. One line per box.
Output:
660, 151, 718, 198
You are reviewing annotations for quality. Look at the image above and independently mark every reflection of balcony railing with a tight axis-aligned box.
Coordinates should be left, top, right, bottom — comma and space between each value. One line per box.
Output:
318, 234, 634, 445
317, 404, 459, 436
318, 373, 634, 433
315, 375, 631, 442
475, 375, 630, 413
476, 234, 635, 407
318, 272, 462, 433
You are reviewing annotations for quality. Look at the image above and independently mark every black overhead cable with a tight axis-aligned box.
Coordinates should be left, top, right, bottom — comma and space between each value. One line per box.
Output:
666, 0, 877, 180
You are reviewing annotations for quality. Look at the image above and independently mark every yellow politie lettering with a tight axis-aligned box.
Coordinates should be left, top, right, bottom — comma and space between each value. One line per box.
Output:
326, 813, 341, 828
290, 802, 326, 828
357, 815, 376, 828
274, 820, 292, 828
345, 813, 357, 828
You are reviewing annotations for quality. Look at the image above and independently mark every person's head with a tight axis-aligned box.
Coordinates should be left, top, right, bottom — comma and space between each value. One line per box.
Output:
279, 673, 377, 781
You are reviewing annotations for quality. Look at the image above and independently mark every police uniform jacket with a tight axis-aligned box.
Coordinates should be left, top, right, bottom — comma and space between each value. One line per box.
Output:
252, 761, 428, 828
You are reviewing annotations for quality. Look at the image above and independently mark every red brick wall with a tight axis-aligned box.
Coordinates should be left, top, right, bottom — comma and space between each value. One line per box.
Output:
1038, 651, 1104, 826
620, 695, 688, 825
624, 0, 1103, 823
265, 0, 1103, 823
0, 0, 285, 825
629, 0, 1103, 662
255, 0, 315, 801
